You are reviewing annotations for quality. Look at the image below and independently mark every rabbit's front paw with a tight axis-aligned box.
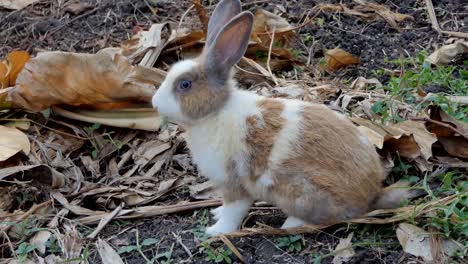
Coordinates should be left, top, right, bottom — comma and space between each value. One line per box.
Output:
210, 206, 224, 220
205, 221, 238, 237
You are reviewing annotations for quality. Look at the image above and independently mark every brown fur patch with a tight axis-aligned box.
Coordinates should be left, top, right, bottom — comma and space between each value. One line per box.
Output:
272, 105, 385, 224
245, 99, 285, 181
174, 63, 230, 120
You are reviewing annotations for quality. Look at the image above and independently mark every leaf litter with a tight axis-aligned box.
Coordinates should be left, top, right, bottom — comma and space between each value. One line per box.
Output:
0, 0, 467, 263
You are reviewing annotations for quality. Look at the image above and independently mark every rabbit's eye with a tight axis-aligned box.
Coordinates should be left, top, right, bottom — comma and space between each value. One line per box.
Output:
179, 80, 192, 90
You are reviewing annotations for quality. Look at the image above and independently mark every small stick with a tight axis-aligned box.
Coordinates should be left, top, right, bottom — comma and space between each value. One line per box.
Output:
425, 0, 468, 38
266, 26, 278, 86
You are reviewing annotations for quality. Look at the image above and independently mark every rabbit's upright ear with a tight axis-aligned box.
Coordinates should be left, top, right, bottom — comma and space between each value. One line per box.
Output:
206, 0, 241, 47
204, 12, 254, 83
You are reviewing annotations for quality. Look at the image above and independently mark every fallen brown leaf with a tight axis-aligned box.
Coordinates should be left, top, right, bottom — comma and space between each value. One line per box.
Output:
0, 125, 30, 161
350, 77, 383, 90
121, 23, 171, 64
30, 230, 51, 254
425, 106, 468, 158
354, 0, 414, 31
426, 42, 468, 65
0, 0, 39, 10
351, 118, 437, 169
396, 223, 433, 262
97, 238, 125, 264
0, 50, 31, 88
53, 106, 160, 131
325, 48, 361, 71
189, 181, 221, 200
253, 9, 294, 37
63, 2, 94, 15
78, 199, 222, 225
332, 232, 355, 264
5, 51, 165, 112
314, 2, 414, 31
59, 225, 84, 261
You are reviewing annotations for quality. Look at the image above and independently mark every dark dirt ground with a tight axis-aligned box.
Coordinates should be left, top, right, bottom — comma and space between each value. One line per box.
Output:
1, 0, 466, 263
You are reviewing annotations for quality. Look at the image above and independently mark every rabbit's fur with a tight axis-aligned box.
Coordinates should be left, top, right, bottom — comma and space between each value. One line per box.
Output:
152, 0, 400, 236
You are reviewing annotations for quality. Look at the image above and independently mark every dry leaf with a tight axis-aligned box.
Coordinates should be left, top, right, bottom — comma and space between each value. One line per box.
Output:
314, 2, 414, 31
354, 1, 414, 31
30, 230, 52, 254
121, 23, 171, 64
426, 42, 468, 65
5, 51, 166, 112
350, 77, 383, 90
52, 106, 160, 131
63, 2, 94, 15
396, 223, 433, 262
0, 0, 39, 10
332, 232, 355, 264
189, 181, 222, 200
97, 238, 125, 264
439, 137, 468, 159
314, 3, 375, 20
325, 48, 361, 71
59, 225, 84, 261
0, 51, 31, 88
0, 187, 13, 212
0, 125, 30, 161
253, 9, 294, 34
426, 106, 468, 158
351, 118, 437, 166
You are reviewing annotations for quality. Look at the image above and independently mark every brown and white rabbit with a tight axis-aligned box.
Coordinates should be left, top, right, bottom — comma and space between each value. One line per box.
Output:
152, 0, 404, 236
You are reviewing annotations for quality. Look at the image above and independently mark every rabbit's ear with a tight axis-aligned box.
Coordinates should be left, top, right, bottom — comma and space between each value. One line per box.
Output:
205, 12, 253, 83
206, 0, 241, 47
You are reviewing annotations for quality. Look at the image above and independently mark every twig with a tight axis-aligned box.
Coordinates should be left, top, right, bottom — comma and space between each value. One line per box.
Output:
87, 204, 123, 239
0, 118, 90, 140
266, 26, 279, 86
410, 117, 468, 139
47, 7, 100, 36
220, 235, 246, 263
425, 0, 468, 38
135, 229, 151, 263
178, 4, 196, 31
191, 0, 209, 35
174, 232, 193, 259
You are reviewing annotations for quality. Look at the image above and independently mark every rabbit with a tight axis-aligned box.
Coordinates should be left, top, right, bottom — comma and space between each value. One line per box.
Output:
152, 0, 406, 236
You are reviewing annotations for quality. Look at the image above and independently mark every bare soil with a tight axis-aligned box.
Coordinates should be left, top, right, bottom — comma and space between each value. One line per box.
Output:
0, 0, 465, 263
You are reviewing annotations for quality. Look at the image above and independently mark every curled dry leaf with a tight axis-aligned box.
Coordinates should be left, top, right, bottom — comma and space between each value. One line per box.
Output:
253, 9, 295, 43
53, 106, 160, 131
0, 50, 31, 88
97, 238, 125, 264
426, 106, 468, 159
351, 118, 437, 166
325, 48, 361, 71
0, 0, 39, 10
314, 2, 414, 31
396, 223, 433, 262
63, 2, 94, 15
121, 23, 171, 64
332, 232, 355, 264
60, 225, 84, 261
30, 230, 51, 254
354, 0, 414, 31
0, 165, 67, 189
426, 42, 468, 65
5, 51, 166, 112
351, 77, 383, 90
0, 125, 30, 161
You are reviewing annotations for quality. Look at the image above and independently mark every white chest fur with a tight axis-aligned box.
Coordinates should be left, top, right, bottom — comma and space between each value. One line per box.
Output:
185, 132, 227, 184
184, 90, 262, 184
